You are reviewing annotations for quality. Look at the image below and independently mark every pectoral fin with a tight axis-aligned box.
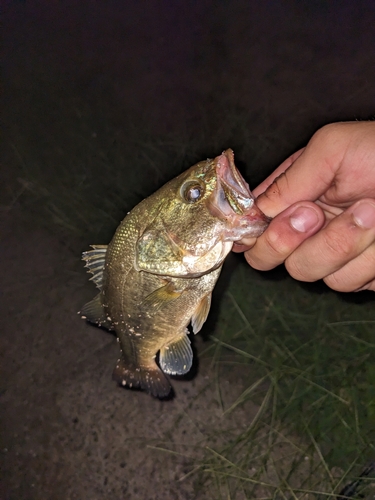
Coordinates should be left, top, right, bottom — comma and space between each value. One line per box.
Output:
191, 293, 212, 334
140, 282, 183, 311
159, 333, 193, 375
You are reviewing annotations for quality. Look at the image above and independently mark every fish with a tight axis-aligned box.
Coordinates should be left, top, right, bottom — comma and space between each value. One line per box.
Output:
80, 149, 269, 398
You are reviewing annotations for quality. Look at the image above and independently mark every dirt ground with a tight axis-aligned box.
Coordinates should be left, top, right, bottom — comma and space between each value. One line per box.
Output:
2, 1, 375, 499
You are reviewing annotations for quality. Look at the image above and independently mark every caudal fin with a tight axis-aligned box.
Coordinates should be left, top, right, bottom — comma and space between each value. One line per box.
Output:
112, 357, 172, 399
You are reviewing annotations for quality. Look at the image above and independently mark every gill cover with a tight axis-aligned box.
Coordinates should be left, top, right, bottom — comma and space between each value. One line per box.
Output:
135, 221, 229, 277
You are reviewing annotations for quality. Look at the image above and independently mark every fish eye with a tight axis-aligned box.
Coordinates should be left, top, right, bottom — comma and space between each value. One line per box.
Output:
181, 181, 205, 203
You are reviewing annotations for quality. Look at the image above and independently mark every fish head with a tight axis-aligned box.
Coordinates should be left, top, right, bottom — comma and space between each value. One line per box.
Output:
136, 149, 269, 277
158, 148, 269, 247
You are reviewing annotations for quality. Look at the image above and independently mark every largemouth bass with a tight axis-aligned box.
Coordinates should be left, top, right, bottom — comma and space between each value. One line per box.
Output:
81, 149, 269, 398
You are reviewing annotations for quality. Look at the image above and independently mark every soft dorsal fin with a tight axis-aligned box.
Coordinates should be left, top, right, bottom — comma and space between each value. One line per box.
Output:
82, 244, 107, 290
80, 293, 113, 330
159, 333, 193, 375
191, 293, 212, 334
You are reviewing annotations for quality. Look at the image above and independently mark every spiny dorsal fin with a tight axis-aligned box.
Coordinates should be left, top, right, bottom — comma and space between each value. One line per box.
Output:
82, 244, 107, 290
191, 293, 211, 334
159, 333, 193, 376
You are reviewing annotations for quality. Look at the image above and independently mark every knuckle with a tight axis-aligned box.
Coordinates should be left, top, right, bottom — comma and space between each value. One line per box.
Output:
324, 272, 351, 292
263, 173, 285, 201
244, 224, 297, 271
264, 227, 294, 256
244, 250, 271, 271
312, 122, 345, 147
309, 123, 348, 173
284, 255, 310, 281
321, 228, 354, 259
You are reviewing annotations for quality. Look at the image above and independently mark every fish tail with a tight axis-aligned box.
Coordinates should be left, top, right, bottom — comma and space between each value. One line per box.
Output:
112, 357, 172, 399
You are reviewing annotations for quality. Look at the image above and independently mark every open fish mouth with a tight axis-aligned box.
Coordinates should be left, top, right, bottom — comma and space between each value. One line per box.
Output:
209, 149, 270, 238
216, 149, 255, 214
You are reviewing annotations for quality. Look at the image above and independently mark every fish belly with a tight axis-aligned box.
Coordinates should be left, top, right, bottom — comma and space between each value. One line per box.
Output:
108, 267, 221, 398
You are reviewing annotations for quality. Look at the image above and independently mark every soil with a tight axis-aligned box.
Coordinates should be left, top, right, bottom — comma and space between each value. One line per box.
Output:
2, 1, 375, 499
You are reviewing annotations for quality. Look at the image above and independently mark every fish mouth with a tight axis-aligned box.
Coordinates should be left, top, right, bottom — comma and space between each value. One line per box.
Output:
210, 149, 271, 239
216, 149, 254, 214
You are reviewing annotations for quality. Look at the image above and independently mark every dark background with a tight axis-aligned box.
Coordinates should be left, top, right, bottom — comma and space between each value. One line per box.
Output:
2, 1, 375, 499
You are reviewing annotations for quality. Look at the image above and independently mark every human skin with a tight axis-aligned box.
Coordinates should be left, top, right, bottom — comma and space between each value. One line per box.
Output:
233, 121, 375, 292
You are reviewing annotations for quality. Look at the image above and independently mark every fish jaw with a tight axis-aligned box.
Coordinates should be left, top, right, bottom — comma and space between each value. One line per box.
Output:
216, 148, 254, 213
209, 149, 270, 240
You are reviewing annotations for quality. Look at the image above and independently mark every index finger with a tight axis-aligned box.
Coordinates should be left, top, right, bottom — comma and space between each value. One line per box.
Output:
253, 123, 348, 217
252, 148, 305, 198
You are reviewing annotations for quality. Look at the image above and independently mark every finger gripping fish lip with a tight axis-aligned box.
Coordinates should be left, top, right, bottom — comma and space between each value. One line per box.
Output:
210, 150, 270, 233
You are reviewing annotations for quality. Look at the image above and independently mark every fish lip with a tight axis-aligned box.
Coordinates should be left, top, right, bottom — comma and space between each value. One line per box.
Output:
208, 149, 271, 238
216, 149, 251, 200
215, 149, 255, 214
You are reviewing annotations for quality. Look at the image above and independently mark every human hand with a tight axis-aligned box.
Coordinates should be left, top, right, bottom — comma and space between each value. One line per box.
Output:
234, 121, 375, 292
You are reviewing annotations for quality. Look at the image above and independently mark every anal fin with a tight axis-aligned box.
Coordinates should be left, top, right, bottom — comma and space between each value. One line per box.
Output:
113, 357, 172, 399
159, 333, 193, 375
80, 293, 113, 330
191, 293, 212, 334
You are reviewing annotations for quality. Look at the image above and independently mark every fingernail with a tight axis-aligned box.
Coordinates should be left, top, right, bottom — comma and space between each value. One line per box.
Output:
289, 206, 319, 233
352, 201, 375, 229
